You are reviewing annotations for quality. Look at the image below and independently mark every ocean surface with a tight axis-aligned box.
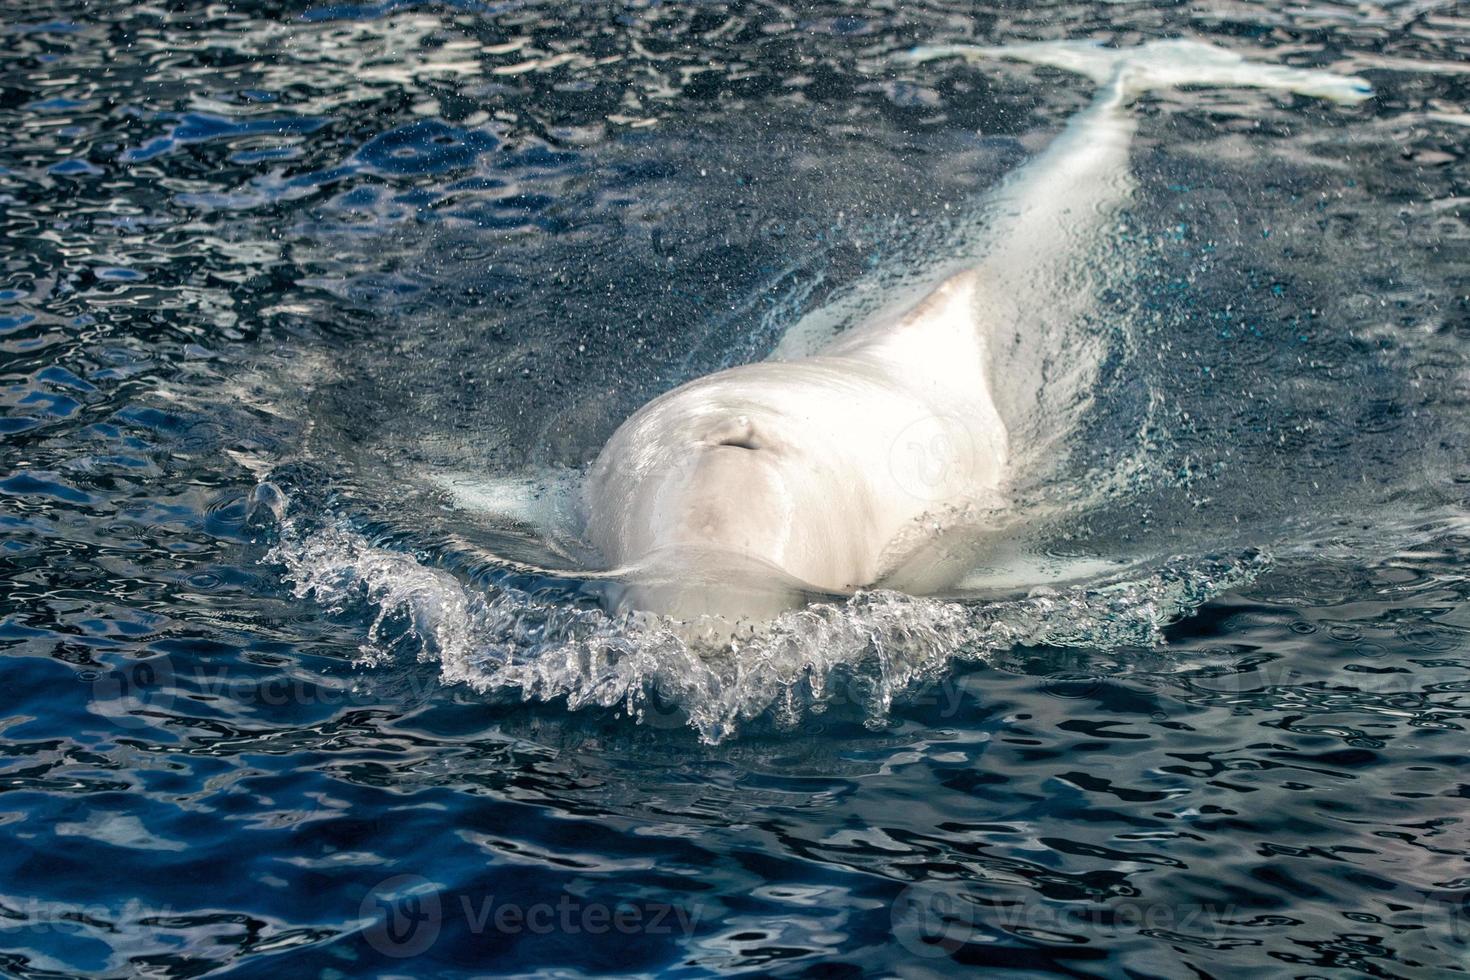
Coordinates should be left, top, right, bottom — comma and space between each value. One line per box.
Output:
2, 0, 1469, 975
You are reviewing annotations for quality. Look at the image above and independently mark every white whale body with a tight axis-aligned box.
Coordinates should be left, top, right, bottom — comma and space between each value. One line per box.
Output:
447, 39, 1370, 623
585, 271, 1008, 620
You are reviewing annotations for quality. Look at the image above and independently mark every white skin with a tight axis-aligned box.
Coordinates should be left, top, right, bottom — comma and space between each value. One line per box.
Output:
575, 41, 1370, 622
585, 272, 1007, 620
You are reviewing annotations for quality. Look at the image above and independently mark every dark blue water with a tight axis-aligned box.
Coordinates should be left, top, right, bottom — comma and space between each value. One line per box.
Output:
3, 1, 1469, 976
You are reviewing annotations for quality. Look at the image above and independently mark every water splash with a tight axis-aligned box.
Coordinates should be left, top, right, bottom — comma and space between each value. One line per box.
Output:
268, 514, 1266, 742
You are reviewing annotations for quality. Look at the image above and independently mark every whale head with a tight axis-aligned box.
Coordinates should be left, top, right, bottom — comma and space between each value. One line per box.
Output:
581, 353, 1008, 623
584, 373, 885, 622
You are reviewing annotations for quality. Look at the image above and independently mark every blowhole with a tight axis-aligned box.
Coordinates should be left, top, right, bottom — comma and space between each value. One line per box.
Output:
707, 415, 763, 451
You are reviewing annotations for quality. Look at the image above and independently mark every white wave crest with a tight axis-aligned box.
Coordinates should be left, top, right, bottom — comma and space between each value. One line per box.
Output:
268, 520, 1265, 742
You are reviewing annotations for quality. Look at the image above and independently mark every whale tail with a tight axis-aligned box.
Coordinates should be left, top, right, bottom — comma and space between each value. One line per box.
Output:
902, 38, 1372, 105
887, 38, 1371, 483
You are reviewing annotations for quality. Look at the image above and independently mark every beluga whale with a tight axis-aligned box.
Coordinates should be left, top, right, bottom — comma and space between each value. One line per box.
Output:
446, 39, 1371, 626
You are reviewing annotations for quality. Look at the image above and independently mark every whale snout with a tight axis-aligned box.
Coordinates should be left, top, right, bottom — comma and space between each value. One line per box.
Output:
604, 547, 820, 625
586, 409, 862, 619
